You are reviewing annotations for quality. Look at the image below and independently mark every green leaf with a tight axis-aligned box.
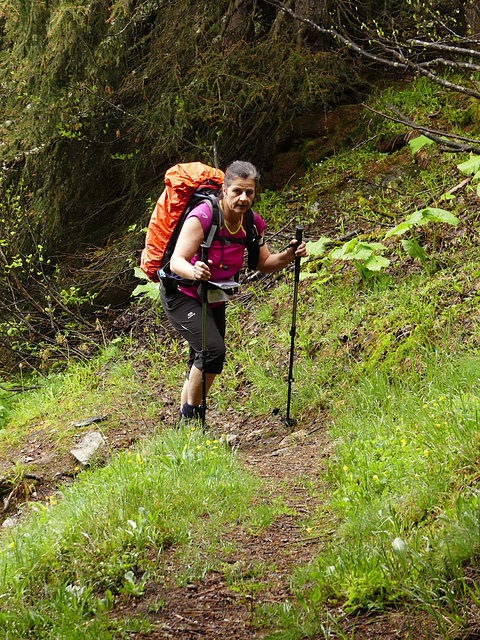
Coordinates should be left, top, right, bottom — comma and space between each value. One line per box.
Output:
361, 241, 386, 252
305, 237, 331, 258
408, 135, 434, 154
385, 221, 412, 238
332, 240, 387, 261
406, 209, 427, 225
330, 239, 358, 260
392, 537, 408, 560
386, 209, 459, 238
132, 281, 159, 300
418, 207, 459, 226
134, 266, 148, 280
457, 155, 480, 175
350, 245, 374, 261
364, 254, 391, 271
401, 239, 428, 261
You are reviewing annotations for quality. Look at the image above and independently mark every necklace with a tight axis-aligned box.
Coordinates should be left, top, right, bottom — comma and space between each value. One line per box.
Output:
224, 218, 244, 235
220, 200, 244, 235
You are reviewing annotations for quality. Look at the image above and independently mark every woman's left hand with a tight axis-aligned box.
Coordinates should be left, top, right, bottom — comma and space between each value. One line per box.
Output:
289, 239, 308, 259
257, 234, 308, 274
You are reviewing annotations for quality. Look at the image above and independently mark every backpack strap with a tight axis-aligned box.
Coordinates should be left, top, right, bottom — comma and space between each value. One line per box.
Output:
244, 208, 264, 270
202, 194, 224, 249
158, 194, 223, 287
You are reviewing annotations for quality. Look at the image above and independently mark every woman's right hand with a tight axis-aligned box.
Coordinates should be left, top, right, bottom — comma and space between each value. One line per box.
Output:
192, 260, 211, 281
170, 217, 208, 280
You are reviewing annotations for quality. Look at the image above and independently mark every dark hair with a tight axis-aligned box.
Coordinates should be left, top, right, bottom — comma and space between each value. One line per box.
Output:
224, 160, 259, 189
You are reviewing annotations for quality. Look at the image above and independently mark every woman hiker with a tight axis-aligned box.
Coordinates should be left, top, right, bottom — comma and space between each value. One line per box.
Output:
159, 160, 308, 424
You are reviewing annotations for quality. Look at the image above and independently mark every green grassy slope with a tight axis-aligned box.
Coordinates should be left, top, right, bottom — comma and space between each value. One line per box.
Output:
2, 75, 480, 637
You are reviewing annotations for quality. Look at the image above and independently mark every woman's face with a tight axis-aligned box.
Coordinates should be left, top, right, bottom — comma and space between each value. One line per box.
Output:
222, 178, 256, 217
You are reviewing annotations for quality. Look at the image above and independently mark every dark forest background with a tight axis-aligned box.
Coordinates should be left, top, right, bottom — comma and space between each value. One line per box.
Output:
0, 0, 478, 371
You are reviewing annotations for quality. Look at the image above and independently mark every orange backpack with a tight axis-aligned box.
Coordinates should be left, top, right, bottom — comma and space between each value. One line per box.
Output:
140, 162, 224, 282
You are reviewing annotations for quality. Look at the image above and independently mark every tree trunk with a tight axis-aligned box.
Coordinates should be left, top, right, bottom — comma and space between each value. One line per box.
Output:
295, 0, 330, 50
221, 0, 255, 53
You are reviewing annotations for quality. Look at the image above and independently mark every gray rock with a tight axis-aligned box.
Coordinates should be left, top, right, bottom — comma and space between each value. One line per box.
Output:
268, 447, 291, 457
68, 415, 109, 428
70, 432, 105, 466
2, 517, 16, 528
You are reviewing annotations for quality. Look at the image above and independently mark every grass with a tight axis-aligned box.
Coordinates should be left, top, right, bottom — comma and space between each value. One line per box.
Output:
260, 354, 480, 635
0, 426, 281, 639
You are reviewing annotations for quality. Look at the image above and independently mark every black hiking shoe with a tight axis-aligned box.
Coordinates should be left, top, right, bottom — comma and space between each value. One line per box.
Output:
176, 402, 205, 428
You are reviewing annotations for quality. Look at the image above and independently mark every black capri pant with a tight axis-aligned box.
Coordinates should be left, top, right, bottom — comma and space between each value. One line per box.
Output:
159, 284, 226, 375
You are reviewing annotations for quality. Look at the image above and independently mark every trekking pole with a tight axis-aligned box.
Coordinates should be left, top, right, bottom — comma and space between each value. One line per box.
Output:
200, 243, 209, 429
285, 226, 304, 427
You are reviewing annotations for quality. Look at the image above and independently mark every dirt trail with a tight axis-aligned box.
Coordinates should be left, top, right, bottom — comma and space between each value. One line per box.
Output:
113, 411, 331, 639
0, 409, 436, 638
116, 412, 431, 639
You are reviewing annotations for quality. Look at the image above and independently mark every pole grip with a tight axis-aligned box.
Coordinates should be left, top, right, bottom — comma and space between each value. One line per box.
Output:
200, 243, 209, 265
200, 243, 209, 302
294, 226, 303, 283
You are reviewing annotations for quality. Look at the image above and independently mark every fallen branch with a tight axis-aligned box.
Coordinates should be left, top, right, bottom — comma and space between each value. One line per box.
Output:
264, 0, 408, 71
362, 103, 480, 154
0, 384, 39, 396
446, 177, 472, 195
